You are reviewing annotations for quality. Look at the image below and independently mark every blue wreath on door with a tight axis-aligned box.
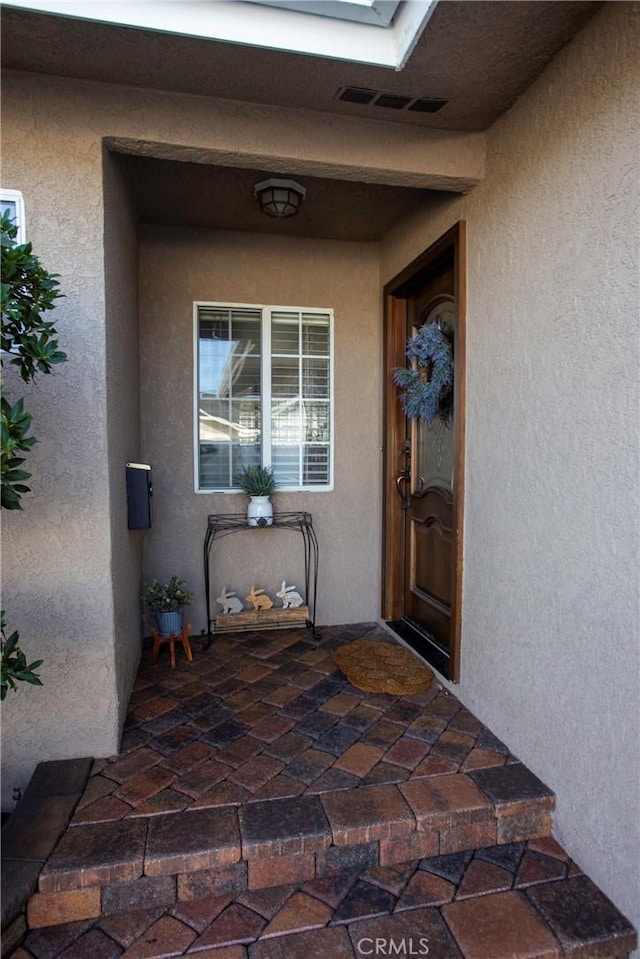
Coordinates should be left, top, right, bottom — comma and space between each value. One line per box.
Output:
393, 322, 454, 422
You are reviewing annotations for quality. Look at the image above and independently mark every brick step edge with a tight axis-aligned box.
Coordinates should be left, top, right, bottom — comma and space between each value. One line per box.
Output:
28, 770, 556, 928
20, 847, 638, 959
1, 758, 92, 957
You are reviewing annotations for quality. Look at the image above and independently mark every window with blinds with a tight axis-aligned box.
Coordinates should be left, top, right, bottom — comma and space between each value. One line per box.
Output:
195, 303, 333, 491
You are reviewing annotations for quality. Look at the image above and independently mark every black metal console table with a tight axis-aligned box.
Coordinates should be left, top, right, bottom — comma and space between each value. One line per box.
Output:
202, 512, 318, 648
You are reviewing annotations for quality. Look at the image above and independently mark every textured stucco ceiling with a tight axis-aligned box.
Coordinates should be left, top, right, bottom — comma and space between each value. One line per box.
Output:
3, 1, 601, 240
1, 2, 601, 132
118, 154, 445, 241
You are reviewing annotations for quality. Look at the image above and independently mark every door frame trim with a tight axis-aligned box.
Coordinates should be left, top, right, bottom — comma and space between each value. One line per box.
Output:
381, 221, 466, 682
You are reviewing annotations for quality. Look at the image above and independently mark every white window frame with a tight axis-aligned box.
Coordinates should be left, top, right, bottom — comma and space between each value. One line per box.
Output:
194, 301, 334, 494
1, 189, 26, 244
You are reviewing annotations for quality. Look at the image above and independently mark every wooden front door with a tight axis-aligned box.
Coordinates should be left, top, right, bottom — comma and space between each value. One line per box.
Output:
382, 224, 465, 681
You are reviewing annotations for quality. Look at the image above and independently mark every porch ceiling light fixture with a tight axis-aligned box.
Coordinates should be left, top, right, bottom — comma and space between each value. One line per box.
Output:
254, 177, 306, 218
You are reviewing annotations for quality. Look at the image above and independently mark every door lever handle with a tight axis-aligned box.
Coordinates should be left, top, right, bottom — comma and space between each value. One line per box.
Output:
395, 469, 410, 510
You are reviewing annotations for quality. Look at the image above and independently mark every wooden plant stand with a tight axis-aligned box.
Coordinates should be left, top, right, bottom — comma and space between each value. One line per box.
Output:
150, 623, 193, 669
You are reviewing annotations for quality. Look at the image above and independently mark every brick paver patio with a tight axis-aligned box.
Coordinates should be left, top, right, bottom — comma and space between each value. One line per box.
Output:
70, 624, 527, 823
9, 624, 637, 958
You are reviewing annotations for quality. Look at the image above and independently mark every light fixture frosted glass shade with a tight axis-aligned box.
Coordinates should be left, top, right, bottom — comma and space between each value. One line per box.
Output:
254, 178, 306, 218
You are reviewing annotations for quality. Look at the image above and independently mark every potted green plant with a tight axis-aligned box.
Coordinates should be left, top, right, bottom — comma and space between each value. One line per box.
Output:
236, 465, 278, 526
142, 576, 193, 636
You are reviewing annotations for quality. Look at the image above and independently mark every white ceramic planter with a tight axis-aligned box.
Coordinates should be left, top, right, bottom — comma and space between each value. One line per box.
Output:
247, 495, 274, 527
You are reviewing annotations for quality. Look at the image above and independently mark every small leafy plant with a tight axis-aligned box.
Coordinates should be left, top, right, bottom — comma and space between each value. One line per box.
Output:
236, 465, 277, 496
1, 611, 43, 701
142, 576, 194, 613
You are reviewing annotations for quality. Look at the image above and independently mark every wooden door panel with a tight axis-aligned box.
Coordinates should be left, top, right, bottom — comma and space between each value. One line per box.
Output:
382, 223, 466, 681
403, 266, 455, 657
407, 489, 455, 637
410, 516, 454, 611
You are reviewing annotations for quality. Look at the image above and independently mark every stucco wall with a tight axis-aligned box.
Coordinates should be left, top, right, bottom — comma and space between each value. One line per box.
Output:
0, 61, 456, 804
103, 149, 144, 722
138, 226, 382, 629
382, 1, 640, 936
0, 83, 121, 807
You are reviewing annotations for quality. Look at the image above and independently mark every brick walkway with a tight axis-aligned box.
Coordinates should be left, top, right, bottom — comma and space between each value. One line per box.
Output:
72, 623, 528, 823
12, 624, 637, 958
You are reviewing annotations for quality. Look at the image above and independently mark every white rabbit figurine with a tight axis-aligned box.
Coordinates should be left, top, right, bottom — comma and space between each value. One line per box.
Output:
277, 581, 304, 608
216, 587, 244, 614
246, 585, 274, 611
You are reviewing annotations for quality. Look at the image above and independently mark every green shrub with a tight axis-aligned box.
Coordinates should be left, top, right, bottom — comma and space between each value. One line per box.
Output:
1, 210, 67, 698
1, 210, 65, 509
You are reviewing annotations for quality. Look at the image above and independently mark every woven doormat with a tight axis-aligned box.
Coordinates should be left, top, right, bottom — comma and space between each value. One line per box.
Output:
332, 639, 434, 695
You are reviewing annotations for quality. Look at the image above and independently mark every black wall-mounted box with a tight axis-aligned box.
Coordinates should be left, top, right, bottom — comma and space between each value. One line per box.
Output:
126, 463, 152, 529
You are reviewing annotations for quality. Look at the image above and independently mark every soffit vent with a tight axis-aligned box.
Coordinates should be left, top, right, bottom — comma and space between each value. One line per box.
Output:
337, 87, 447, 113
